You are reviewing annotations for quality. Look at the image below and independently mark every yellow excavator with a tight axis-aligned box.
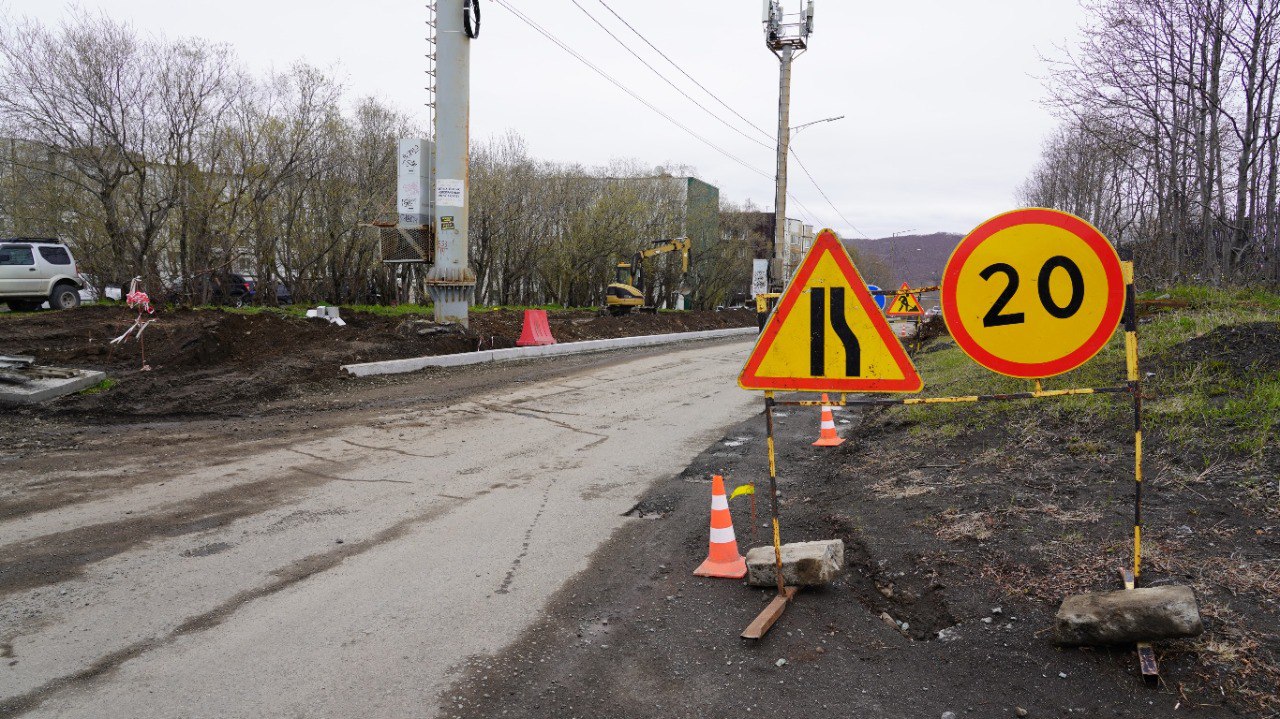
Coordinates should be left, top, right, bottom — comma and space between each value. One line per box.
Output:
605, 237, 692, 315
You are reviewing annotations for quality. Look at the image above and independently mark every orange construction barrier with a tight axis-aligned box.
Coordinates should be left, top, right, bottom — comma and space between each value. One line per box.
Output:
812, 393, 845, 447
693, 475, 747, 578
516, 309, 557, 346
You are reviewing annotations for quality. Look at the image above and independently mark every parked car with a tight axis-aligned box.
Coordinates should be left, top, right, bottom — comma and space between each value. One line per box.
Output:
210, 272, 257, 307
0, 238, 84, 311
273, 281, 293, 305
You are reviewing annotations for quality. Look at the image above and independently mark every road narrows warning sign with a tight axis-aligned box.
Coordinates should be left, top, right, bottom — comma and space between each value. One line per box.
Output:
886, 282, 924, 317
739, 229, 922, 393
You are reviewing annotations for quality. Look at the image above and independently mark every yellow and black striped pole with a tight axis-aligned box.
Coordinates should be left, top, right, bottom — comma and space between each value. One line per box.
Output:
1121, 256, 1143, 581
763, 391, 786, 595
775, 385, 1127, 407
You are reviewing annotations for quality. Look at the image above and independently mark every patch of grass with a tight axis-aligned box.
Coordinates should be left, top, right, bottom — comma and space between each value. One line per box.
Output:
183, 304, 309, 318
1152, 284, 1280, 311
469, 304, 595, 314
165, 302, 608, 318
78, 378, 117, 395
897, 284, 1279, 456
343, 303, 435, 317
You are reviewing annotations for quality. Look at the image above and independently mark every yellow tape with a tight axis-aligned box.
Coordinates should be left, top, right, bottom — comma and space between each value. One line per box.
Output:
729, 484, 755, 500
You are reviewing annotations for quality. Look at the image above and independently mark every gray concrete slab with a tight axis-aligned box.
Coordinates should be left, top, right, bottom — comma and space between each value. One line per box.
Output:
0, 368, 105, 406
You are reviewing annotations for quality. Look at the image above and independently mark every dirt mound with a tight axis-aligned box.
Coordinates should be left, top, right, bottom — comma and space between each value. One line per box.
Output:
0, 305, 754, 419
915, 315, 948, 343
1157, 321, 1280, 373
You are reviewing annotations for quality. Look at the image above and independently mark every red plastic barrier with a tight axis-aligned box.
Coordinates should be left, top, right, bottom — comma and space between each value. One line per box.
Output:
516, 309, 557, 346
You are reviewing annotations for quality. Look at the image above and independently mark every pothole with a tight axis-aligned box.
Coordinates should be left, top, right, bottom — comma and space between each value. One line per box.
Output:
832, 524, 958, 641
623, 495, 676, 519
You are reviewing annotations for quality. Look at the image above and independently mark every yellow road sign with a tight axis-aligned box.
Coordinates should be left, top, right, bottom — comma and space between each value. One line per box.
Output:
941, 208, 1124, 378
739, 229, 922, 393
886, 282, 924, 316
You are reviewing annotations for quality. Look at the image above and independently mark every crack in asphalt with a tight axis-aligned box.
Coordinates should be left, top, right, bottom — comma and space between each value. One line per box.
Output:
479, 404, 609, 445
339, 439, 442, 459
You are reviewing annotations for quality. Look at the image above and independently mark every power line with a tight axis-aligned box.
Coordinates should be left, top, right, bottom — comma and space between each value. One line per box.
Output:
567, 2, 842, 237
789, 146, 870, 239
494, 0, 862, 241
491, 0, 772, 181
593, 0, 775, 142
784, 193, 827, 233
568, 0, 772, 151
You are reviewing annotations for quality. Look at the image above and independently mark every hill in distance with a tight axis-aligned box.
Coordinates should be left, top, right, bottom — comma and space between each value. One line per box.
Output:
846, 232, 962, 290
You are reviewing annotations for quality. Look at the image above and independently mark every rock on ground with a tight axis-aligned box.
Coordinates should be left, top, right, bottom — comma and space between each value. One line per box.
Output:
1054, 585, 1203, 646
745, 539, 844, 587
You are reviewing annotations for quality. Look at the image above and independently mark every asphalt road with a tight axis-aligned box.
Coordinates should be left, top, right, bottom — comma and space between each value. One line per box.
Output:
0, 337, 757, 717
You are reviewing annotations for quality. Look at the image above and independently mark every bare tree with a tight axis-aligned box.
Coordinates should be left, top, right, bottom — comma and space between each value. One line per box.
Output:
1037, 0, 1280, 285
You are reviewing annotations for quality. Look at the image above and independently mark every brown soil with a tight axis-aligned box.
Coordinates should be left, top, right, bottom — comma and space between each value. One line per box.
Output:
1158, 321, 1280, 373
0, 306, 754, 419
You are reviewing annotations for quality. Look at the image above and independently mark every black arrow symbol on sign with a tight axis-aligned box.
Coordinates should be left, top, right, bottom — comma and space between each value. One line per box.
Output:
809, 286, 860, 377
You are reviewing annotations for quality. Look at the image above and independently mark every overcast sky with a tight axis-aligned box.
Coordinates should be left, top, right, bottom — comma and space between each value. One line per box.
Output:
3, 0, 1085, 238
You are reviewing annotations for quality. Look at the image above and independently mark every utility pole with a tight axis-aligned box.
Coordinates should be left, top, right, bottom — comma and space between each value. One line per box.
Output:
426, 0, 480, 326
763, 0, 814, 291
890, 229, 915, 282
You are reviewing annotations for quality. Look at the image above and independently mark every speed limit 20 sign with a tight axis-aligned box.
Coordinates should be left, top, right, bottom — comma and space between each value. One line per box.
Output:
941, 208, 1125, 379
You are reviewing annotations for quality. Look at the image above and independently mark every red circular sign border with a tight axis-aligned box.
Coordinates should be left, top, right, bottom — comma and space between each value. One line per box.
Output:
941, 208, 1125, 379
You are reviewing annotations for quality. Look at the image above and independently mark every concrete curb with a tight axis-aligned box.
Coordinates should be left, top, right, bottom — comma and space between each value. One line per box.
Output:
341, 326, 759, 377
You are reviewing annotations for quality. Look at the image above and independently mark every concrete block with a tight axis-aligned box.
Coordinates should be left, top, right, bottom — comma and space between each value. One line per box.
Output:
746, 539, 844, 587
0, 368, 105, 406
1054, 585, 1203, 646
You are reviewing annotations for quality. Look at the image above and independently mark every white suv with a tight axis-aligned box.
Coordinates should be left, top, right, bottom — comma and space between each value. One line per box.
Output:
0, 238, 84, 311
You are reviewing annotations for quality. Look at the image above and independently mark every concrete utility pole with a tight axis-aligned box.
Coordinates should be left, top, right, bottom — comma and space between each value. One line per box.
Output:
427, 0, 479, 326
763, 0, 814, 291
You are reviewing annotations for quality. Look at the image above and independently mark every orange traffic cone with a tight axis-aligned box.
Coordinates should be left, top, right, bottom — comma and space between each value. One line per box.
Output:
812, 393, 845, 447
693, 475, 747, 578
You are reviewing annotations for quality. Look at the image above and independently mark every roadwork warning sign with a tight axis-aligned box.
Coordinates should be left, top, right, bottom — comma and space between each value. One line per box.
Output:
739, 229, 923, 393
886, 282, 924, 316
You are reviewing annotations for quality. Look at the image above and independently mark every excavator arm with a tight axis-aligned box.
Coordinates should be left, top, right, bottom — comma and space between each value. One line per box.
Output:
636, 237, 691, 273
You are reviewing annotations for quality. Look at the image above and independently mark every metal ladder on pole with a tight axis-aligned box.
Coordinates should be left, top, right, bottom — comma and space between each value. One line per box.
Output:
426, 2, 437, 138
409, 1, 438, 303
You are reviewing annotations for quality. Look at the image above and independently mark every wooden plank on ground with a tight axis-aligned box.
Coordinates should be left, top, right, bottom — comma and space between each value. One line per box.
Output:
741, 586, 798, 640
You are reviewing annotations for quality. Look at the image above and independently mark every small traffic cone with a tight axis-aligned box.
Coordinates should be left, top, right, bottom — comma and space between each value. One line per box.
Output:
812, 393, 845, 447
693, 475, 747, 579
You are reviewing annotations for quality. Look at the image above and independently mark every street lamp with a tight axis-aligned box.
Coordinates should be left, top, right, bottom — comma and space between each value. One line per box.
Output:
776, 114, 844, 282
890, 229, 916, 280
789, 114, 845, 142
